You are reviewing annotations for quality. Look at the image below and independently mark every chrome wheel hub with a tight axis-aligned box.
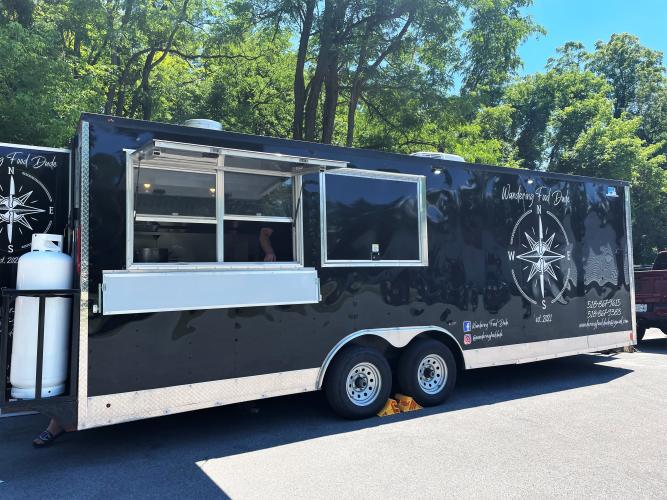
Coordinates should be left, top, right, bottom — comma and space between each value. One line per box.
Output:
418, 354, 447, 395
346, 362, 381, 406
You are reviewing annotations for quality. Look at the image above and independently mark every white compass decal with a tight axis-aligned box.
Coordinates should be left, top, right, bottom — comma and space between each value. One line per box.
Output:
508, 204, 572, 309
0, 175, 46, 244
0, 169, 54, 256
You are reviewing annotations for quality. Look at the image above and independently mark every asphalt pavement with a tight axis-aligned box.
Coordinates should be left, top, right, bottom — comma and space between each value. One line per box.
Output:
1, 329, 666, 499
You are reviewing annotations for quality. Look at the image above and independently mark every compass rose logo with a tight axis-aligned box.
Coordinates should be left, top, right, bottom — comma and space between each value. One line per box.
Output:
0, 175, 45, 245
508, 205, 572, 309
0, 170, 54, 256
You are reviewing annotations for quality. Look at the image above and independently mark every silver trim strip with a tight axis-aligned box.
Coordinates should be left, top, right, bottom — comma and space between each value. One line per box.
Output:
325, 168, 424, 182
83, 368, 319, 429
222, 166, 294, 177
223, 214, 293, 223
216, 155, 224, 261
316, 326, 463, 389
321, 260, 426, 268
134, 162, 216, 175
463, 330, 634, 369
77, 121, 90, 429
125, 262, 302, 272
418, 176, 429, 264
624, 185, 637, 343
125, 150, 134, 269
152, 140, 348, 169
294, 173, 304, 264
135, 214, 217, 224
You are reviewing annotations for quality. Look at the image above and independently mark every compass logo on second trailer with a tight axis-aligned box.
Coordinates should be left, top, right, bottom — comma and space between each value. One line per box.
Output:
0, 168, 54, 256
508, 204, 572, 309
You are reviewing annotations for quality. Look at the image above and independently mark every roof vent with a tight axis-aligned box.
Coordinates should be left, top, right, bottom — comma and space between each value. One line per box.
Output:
183, 119, 223, 131
411, 151, 465, 162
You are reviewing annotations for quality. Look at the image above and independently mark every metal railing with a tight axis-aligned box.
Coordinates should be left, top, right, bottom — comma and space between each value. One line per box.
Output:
0, 288, 80, 408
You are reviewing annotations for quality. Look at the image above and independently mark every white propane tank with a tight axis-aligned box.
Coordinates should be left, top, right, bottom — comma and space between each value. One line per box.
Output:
9, 234, 73, 399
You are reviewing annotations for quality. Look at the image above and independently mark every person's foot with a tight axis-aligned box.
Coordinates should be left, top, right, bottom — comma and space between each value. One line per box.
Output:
32, 429, 64, 448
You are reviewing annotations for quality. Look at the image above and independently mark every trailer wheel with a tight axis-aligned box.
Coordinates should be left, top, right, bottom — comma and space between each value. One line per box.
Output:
324, 346, 392, 419
397, 339, 457, 407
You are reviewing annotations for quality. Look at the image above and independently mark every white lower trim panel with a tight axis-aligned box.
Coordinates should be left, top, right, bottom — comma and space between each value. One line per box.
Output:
463, 330, 634, 369
81, 368, 319, 429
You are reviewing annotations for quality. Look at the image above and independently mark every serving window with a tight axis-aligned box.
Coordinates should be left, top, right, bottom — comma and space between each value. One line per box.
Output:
126, 141, 347, 269
320, 169, 427, 267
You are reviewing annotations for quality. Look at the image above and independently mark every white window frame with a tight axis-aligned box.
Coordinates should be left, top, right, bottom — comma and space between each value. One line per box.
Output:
319, 169, 428, 267
125, 149, 312, 271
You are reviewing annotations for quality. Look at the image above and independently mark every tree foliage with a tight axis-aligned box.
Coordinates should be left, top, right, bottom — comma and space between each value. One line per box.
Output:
0, 1, 665, 261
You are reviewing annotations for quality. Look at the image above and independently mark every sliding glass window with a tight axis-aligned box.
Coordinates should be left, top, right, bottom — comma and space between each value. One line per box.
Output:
133, 167, 217, 263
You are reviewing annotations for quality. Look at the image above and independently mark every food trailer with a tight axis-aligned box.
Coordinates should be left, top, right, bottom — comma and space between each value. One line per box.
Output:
0, 113, 636, 430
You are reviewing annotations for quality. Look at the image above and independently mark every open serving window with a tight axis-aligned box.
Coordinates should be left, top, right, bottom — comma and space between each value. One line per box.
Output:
101, 140, 346, 315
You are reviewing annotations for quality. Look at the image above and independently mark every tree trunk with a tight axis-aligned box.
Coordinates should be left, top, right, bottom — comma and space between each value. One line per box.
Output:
304, 0, 338, 141
104, 50, 120, 114
345, 6, 413, 146
140, 51, 156, 120
345, 24, 371, 147
321, 53, 339, 144
345, 79, 363, 147
292, 0, 316, 140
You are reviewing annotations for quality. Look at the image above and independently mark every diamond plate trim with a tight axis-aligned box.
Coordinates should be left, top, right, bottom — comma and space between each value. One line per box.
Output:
82, 368, 319, 429
464, 330, 633, 368
77, 121, 90, 429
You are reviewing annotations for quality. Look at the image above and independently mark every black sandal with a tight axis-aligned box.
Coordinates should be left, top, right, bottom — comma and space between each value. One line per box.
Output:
32, 430, 64, 448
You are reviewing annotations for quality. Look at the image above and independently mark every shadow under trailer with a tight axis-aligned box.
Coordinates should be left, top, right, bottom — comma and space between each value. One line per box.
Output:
0, 114, 636, 430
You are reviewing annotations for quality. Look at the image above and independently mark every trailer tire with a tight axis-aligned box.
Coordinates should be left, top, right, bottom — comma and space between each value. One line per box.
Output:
397, 339, 457, 407
324, 346, 392, 419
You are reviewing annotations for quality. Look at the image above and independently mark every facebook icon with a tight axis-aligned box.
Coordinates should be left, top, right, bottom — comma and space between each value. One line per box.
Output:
463, 321, 472, 333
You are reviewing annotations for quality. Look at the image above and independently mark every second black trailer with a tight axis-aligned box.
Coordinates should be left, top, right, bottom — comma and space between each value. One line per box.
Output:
1, 113, 636, 429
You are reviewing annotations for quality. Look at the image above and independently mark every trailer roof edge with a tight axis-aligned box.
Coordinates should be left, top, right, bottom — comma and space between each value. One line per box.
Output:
78, 113, 630, 187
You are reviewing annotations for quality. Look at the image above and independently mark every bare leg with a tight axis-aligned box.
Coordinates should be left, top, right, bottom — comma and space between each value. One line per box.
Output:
46, 418, 63, 435
32, 418, 64, 447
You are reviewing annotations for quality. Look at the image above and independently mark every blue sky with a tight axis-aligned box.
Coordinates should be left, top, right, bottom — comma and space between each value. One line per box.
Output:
519, 0, 667, 75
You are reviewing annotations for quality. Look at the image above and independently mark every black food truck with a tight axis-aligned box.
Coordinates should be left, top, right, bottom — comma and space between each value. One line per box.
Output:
0, 113, 636, 430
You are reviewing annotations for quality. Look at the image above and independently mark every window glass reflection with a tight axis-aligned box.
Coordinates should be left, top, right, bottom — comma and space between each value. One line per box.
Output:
134, 168, 216, 218
134, 221, 216, 263
325, 174, 420, 261
224, 172, 292, 217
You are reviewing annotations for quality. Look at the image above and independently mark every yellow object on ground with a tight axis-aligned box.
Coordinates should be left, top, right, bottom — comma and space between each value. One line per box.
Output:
395, 393, 423, 412
377, 398, 401, 417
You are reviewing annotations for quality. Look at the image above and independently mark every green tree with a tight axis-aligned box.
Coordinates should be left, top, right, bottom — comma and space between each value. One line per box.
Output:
461, 0, 544, 106
588, 33, 665, 119
562, 116, 667, 262
0, 19, 96, 146
191, 30, 296, 137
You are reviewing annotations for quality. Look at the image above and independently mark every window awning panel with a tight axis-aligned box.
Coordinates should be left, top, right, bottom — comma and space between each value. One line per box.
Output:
131, 140, 348, 175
